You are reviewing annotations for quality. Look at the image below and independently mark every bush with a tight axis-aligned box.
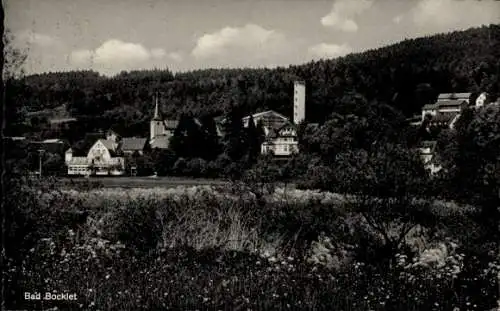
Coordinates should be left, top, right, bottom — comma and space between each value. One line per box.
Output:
172, 157, 187, 175
185, 157, 208, 178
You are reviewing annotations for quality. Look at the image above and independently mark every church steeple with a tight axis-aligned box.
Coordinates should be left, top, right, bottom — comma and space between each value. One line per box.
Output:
152, 93, 162, 121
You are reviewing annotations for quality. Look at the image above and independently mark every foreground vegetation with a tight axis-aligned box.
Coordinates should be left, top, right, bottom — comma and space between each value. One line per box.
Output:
4, 177, 499, 310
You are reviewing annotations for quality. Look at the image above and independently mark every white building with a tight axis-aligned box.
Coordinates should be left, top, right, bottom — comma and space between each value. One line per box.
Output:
216, 80, 306, 157
239, 110, 299, 156
65, 139, 125, 176
418, 140, 442, 175
293, 80, 306, 125
475, 92, 488, 109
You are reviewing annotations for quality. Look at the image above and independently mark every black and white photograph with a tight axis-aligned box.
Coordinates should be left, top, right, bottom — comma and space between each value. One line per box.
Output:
2, 0, 500, 310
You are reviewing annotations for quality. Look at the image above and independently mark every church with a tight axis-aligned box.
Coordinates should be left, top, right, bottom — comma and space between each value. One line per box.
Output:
149, 95, 178, 149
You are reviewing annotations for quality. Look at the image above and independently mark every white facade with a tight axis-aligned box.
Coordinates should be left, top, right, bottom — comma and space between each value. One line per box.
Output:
293, 81, 306, 125
418, 142, 442, 175
261, 126, 299, 156
65, 139, 125, 176
475, 92, 487, 108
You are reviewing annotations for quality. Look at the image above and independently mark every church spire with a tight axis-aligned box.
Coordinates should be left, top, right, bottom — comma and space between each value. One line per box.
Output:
152, 92, 162, 121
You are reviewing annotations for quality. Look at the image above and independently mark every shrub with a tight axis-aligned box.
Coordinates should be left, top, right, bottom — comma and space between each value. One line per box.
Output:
185, 157, 208, 178
172, 157, 187, 175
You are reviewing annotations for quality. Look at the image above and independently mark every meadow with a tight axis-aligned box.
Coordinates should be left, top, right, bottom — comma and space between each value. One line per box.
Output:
4, 177, 499, 310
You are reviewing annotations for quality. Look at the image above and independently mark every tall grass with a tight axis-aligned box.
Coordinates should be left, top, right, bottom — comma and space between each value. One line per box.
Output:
4, 180, 499, 310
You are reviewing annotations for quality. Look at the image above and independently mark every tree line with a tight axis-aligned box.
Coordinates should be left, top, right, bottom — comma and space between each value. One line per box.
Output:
5, 25, 500, 140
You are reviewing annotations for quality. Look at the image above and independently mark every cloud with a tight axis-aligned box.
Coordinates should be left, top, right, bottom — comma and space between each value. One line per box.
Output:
69, 49, 95, 67
14, 31, 64, 48
191, 24, 287, 60
151, 48, 166, 59
308, 43, 352, 60
407, 0, 500, 32
68, 39, 184, 75
167, 52, 183, 62
93, 39, 150, 64
321, 0, 373, 32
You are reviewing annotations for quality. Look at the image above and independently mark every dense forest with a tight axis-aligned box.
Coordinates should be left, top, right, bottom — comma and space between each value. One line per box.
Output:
5, 24, 500, 141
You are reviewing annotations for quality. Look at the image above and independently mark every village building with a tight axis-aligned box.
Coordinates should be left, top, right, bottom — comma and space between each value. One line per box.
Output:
215, 81, 306, 157
149, 96, 178, 149
121, 137, 149, 155
242, 110, 299, 156
418, 140, 442, 175
421, 92, 475, 129
65, 139, 125, 176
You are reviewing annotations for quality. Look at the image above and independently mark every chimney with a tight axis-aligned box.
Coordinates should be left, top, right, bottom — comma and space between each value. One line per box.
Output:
293, 81, 306, 125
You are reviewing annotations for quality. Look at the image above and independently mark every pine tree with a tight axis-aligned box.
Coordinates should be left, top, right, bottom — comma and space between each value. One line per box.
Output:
169, 113, 190, 158
223, 106, 246, 161
246, 115, 261, 164
200, 115, 221, 161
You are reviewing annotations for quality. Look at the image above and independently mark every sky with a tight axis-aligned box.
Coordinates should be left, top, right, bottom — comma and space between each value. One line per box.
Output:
5, 0, 500, 76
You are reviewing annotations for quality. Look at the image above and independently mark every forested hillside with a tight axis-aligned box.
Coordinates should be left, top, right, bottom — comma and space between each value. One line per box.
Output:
6, 24, 500, 139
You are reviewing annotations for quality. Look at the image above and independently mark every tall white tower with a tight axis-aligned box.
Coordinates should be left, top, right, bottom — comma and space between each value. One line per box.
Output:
293, 80, 306, 125
150, 94, 165, 141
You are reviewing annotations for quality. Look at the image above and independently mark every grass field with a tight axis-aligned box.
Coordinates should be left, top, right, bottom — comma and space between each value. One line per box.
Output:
60, 176, 230, 188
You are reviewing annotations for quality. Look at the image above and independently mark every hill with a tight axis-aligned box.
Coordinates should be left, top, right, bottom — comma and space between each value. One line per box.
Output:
6, 24, 500, 139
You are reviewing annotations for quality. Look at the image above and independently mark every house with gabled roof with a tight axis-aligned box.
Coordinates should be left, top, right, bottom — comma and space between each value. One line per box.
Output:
65, 138, 125, 176
215, 110, 299, 156
421, 92, 472, 129
261, 120, 299, 156
121, 137, 148, 155
215, 81, 306, 157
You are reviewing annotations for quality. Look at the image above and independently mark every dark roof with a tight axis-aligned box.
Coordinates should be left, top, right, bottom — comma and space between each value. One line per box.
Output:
150, 136, 170, 149
121, 137, 147, 151
423, 103, 439, 110
99, 139, 118, 151
438, 93, 471, 100
163, 120, 179, 129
